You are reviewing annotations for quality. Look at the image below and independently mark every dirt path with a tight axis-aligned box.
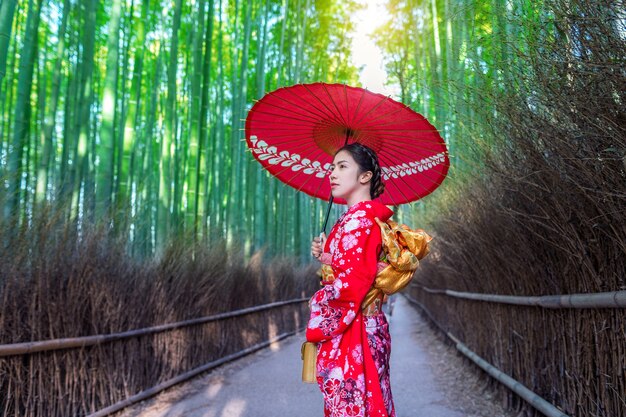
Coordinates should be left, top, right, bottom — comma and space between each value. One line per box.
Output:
118, 296, 515, 417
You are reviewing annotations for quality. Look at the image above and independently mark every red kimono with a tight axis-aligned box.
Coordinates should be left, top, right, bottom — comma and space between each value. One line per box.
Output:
306, 200, 395, 417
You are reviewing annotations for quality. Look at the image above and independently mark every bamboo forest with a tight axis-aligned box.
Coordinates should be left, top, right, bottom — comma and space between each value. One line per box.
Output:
0, 0, 624, 416
0, 0, 368, 258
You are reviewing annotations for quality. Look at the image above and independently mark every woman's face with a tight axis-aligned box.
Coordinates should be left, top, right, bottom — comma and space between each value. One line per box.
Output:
329, 150, 367, 200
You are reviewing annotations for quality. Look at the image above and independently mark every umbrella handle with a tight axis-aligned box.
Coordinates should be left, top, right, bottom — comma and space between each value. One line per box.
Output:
322, 195, 334, 235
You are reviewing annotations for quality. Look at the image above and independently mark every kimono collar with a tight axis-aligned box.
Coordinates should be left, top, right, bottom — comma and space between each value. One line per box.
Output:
347, 200, 393, 223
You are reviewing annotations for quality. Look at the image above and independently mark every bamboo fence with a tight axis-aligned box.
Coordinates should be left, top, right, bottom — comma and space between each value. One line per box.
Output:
0, 299, 308, 416
405, 294, 571, 417
415, 285, 626, 309
0, 219, 319, 416
86, 330, 301, 417
0, 298, 308, 357
407, 282, 626, 417
405, 284, 626, 417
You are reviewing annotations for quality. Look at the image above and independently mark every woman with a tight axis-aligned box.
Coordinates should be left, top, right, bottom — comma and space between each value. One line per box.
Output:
307, 143, 395, 417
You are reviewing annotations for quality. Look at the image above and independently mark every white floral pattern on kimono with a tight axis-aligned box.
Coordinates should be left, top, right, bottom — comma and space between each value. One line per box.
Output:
306, 200, 396, 417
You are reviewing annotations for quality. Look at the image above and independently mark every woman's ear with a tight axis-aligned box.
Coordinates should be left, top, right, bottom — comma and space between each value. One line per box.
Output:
359, 171, 373, 184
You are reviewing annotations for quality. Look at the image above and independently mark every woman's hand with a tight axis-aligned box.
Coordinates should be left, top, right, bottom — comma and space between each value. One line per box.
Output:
311, 233, 327, 259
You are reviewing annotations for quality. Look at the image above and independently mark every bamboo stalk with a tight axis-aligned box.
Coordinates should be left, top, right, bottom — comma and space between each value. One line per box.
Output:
414, 285, 626, 309
0, 298, 308, 357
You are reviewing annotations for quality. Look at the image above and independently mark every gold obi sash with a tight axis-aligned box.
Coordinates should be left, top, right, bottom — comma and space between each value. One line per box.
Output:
319, 218, 432, 311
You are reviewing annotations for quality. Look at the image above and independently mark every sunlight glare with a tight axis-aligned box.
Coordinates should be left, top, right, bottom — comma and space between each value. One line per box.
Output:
350, 1, 400, 98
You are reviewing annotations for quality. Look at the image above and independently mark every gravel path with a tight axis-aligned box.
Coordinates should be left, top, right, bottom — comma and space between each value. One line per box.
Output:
118, 296, 516, 417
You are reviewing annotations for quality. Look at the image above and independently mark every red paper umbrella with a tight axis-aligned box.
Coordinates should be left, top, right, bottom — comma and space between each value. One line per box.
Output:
245, 83, 449, 207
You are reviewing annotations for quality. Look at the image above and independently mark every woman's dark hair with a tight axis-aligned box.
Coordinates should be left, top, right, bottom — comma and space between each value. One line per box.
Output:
336, 143, 385, 199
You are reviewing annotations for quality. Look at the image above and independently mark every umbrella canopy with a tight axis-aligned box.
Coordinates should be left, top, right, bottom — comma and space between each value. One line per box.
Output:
245, 82, 449, 206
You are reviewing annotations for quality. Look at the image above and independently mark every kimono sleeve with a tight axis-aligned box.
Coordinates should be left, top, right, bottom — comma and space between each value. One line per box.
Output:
306, 209, 381, 343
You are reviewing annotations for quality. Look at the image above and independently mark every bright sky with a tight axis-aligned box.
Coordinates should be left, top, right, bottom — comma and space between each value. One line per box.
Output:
350, 0, 400, 98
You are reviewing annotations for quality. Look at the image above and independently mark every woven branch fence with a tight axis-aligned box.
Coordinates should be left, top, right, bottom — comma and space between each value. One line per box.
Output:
404, 294, 570, 417
0, 215, 319, 416
88, 329, 301, 417
0, 298, 308, 416
0, 298, 308, 357
0, 293, 312, 417
407, 282, 626, 417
